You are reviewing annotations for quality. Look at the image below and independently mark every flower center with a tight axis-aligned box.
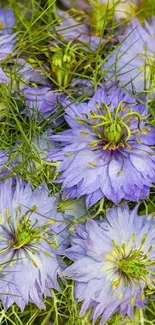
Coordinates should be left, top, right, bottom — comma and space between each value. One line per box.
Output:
15, 222, 34, 248
103, 122, 123, 145
51, 45, 76, 88
107, 235, 155, 301
87, 100, 148, 150
117, 254, 148, 281
13, 206, 39, 249
0, 207, 58, 269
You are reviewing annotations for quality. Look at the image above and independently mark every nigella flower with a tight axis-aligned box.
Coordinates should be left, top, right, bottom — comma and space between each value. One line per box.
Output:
0, 32, 16, 83
63, 204, 155, 324
0, 150, 10, 176
58, 0, 139, 34
22, 80, 94, 121
46, 85, 155, 207
0, 9, 15, 34
0, 178, 69, 310
54, 4, 109, 51
14, 55, 93, 121
104, 18, 155, 95
12, 59, 51, 89
21, 85, 65, 125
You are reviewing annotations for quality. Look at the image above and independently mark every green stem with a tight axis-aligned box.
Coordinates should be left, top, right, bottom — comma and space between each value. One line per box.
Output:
50, 0, 60, 23
92, 198, 105, 219
139, 309, 145, 325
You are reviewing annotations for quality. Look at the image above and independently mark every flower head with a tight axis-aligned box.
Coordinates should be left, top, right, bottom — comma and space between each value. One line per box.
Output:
104, 18, 155, 95
0, 178, 69, 310
63, 204, 155, 324
46, 85, 155, 206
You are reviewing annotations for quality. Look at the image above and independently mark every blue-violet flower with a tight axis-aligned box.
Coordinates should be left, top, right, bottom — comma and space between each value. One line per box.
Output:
63, 204, 155, 324
46, 86, 155, 206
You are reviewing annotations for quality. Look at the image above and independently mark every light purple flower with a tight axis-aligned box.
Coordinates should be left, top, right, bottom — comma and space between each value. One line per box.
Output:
14, 59, 94, 122
104, 18, 155, 95
46, 85, 155, 207
21, 85, 65, 124
0, 178, 69, 310
9, 59, 51, 90
0, 150, 11, 176
0, 9, 15, 34
63, 204, 155, 324
54, 6, 106, 51
0, 33, 16, 83
60, 0, 139, 22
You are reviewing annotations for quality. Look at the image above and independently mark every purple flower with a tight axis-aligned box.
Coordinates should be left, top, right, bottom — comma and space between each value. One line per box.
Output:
21, 79, 94, 122
104, 18, 155, 95
59, 0, 139, 26
55, 6, 107, 51
0, 150, 11, 176
9, 59, 51, 90
0, 33, 16, 83
46, 85, 155, 207
8, 59, 63, 122
63, 204, 155, 324
13, 59, 94, 122
0, 178, 69, 310
59, 198, 87, 220
22, 85, 65, 124
0, 9, 15, 34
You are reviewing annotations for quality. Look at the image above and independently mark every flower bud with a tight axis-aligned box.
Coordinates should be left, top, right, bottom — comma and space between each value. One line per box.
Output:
51, 48, 76, 88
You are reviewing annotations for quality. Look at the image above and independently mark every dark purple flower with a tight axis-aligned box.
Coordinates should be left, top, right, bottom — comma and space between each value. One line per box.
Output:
63, 204, 155, 324
46, 85, 155, 207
